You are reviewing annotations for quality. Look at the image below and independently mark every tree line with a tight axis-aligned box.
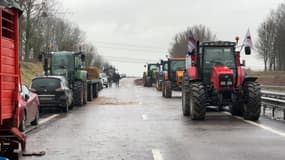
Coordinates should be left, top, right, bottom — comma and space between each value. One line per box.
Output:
18, 0, 109, 68
256, 2, 285, 71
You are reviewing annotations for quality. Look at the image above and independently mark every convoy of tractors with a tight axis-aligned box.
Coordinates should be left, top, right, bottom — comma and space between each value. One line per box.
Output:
0, 0, 261, 159
143, 39, 261, 121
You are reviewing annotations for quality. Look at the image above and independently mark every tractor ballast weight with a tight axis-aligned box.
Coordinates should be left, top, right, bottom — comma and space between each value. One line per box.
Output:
161, 58, 185, 98
182, 41, 261, 121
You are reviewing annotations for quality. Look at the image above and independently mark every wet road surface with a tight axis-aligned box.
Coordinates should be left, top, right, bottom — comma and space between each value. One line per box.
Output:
21, 78, 285, 160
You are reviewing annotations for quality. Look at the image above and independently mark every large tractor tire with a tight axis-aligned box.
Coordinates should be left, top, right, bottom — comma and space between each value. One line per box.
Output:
230, 94, 243, 116
74, 81, 84, 106
189, 82, 207, 120
156, 80, 162, 91
83, 82, 88, 104
242, 81, 261, 121
182, 78, 190, 116
164, 81, 172, 98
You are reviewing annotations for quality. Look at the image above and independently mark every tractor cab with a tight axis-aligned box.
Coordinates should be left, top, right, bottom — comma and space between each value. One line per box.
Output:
198, 41, 237, 90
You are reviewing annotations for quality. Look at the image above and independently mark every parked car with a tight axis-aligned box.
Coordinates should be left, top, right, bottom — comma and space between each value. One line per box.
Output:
19, 85, 40, 131
99, 73, 109, 88
30, 76, 73, 113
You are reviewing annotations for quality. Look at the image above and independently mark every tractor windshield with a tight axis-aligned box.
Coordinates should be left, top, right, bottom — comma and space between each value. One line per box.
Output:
203, 47, 236, 83
51, 54, 74, 71
204, 47, 235, 69
170, 61, 185, 72
149, 65, 158, 70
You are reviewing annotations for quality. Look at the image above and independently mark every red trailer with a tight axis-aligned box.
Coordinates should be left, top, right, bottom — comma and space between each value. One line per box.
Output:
0, 0, 25, 156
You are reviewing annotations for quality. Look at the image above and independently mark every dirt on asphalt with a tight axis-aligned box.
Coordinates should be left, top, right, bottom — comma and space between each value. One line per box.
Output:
90, 96, 137, 106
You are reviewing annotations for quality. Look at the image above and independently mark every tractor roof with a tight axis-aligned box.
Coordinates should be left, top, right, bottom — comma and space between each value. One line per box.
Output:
168, 58, 185, 61
200, 41, 236, 47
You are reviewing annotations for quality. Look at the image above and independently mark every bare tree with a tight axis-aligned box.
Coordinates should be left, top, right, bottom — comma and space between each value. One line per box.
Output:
169, 25, 216, 58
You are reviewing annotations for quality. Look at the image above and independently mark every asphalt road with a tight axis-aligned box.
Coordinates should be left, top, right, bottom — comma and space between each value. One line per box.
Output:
20, 78, 285, 160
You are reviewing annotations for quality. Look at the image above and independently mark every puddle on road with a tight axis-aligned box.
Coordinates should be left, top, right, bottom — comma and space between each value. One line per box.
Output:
91, 97, 138, 106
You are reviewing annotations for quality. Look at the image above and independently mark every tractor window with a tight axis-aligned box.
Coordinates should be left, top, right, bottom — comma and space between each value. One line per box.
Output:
149, 65, 158, 71
204, 47, 235, 69
202, 47, 236, 83
52, 54, 74, 71
170, 61, 185, 72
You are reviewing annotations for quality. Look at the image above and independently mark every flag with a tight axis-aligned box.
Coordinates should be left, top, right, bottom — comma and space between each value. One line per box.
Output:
243, 29, 253, 48
187, 31, 196, 54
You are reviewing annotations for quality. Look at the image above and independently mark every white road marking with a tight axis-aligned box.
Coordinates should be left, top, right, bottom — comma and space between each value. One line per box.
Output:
39, 114, 60, 125
142, 114, 148, 120
223, 112, 285, 138
152, 149, 163, 160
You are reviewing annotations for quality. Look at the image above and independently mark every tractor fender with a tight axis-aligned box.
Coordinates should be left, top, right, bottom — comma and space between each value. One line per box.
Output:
242, 77, 258, 86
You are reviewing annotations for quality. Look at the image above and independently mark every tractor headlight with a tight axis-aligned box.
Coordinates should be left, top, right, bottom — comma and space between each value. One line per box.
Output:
220, 81, 226, 86
227, 81, 233, 86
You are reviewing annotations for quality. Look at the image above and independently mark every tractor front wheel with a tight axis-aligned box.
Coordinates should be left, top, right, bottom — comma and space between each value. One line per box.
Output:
230, 94, 243, 116
182, 83, 190, 116
243, 82, 261, 121
189, 82, 206, 120
164, 81, 172, 98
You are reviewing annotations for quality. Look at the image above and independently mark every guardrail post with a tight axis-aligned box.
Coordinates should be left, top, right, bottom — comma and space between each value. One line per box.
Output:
283, 110, 285, 120
272, 107, 275, 118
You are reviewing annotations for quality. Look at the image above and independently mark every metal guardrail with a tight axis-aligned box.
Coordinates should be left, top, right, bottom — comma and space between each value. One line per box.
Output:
261, 90, 285, 120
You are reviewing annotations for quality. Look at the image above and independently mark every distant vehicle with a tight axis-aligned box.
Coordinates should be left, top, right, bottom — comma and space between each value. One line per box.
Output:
161, 58, 185, 98
30, 76, 73, 113
143, 63, 160, 87
99, 73, 109, 88
19, 85, 40, 131
120, 73, 126, 78
39, 51, 100, 106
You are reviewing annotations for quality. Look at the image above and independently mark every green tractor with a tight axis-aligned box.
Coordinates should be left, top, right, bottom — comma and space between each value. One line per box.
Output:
143, 63, 159, 87
39, 51, 100, 106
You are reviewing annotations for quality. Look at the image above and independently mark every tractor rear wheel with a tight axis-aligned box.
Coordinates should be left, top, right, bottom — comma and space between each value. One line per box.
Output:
243, 82, 261, 121
189, 82, 206, 120
164, 81, 172, 98
74, 81, 84, 106
182, 83, 190, 116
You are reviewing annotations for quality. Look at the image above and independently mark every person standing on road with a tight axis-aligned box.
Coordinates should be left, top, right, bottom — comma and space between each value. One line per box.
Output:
113, 73, 121, 88
107, 72, 113, 88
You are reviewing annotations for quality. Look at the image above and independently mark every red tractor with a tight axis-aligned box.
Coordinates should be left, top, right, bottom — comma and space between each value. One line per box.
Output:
0, 1, 26, 158
182, 40, 261, 121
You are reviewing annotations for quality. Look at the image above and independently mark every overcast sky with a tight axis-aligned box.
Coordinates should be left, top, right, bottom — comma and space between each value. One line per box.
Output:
60, 0, 284, 76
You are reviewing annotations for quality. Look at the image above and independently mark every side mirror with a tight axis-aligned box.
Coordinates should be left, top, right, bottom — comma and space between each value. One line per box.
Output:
81, 54, 86, 62
144, 65, 146, 68
241, 60, 246, 66
160, 60, 163, 65
245, 46, 251, 55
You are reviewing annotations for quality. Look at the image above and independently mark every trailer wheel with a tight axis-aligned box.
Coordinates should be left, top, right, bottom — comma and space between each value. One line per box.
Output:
74, 81, 84, 106
243, 82, 261, 121
182, 81, 190, 116
19, 112, 26, 131
31, 108, 39, 125
189, 82, 206, 120
165, 81, 172, 98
